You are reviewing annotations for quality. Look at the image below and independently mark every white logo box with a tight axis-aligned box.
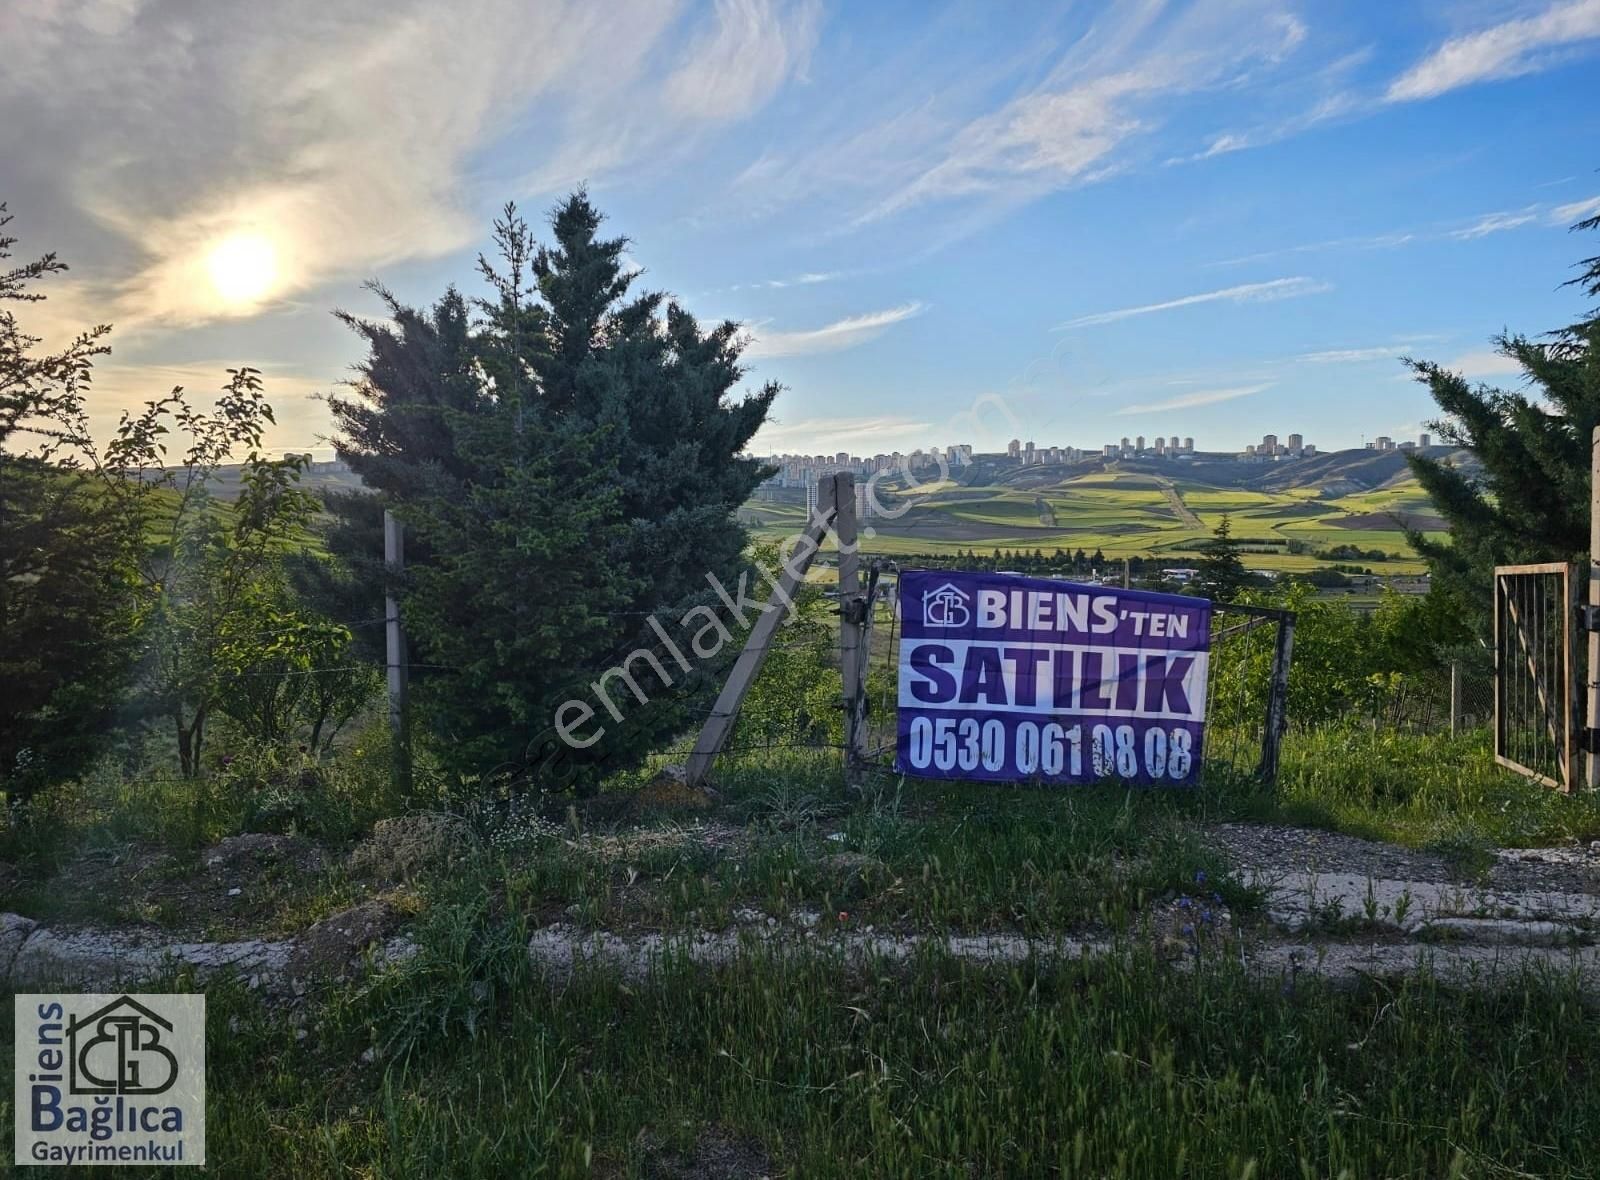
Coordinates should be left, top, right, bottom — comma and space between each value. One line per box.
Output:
14, 993, 205, 1167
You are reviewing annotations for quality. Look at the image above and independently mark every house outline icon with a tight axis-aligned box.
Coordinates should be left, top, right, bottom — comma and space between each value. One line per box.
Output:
922, 582, 971, 627
67, 994, 180, 1096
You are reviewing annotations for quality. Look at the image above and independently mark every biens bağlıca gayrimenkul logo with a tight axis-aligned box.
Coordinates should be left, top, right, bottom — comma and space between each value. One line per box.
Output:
14, 993, 205, 1167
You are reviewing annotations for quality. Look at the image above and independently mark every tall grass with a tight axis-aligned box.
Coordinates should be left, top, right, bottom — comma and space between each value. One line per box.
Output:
16, 943, 1598, 1178
1265, 724, 1600, 851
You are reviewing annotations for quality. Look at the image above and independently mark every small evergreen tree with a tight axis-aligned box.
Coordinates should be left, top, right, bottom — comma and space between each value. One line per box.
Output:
1194, 515, 1248, 602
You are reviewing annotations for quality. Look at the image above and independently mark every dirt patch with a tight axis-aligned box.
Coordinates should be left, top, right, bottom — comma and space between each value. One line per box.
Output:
640, 1126, 774, 1180
286, 899, 404, 980
205, 833, 326, 877
28, 832, 339, 937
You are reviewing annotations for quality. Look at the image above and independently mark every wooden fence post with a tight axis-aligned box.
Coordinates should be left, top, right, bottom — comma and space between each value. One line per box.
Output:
683, 476, 839, 786
1449, 660, 1461, 737
383, 509, 411, 793
1257, 612, 1295, 785
1588, 425, 1600, 790
835, 473, 869, 782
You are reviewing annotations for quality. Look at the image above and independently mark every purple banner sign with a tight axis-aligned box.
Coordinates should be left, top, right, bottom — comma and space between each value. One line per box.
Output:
895, 570, 1212, 786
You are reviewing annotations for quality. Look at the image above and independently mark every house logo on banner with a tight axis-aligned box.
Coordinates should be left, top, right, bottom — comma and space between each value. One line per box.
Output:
896, 569, 1212, 786
921, 582, 972, 628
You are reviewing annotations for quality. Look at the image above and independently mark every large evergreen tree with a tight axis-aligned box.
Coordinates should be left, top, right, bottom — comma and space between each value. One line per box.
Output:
326, 195, 777, 784
1404, 211, 1600, 632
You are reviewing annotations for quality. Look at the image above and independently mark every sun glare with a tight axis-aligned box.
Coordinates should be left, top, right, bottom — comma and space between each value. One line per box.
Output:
206, 233, 277, 305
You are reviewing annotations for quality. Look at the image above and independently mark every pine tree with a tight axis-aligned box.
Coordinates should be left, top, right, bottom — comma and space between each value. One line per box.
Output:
325, 194, 777, 785
1405, 213, 1600, 634
1194, 515, 1248, 601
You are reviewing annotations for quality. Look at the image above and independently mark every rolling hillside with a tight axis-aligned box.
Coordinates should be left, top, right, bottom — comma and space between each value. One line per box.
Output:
745, 447, 1465, 574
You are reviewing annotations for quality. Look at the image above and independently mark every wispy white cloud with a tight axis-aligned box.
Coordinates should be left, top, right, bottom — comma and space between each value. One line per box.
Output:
662, 0, 821, 121
1, 1, 683, 331
1551, 194, 1600, 223
1209, 231, 1415, 267
1211, 192, 1597, 267
1447, 208, 1542, 239
1386, 0, 1600, 102
857, 1, 1310, 223
751, 414, 935, 453
1298, 345, 1412, 364
1058, 277, 1328, 329
732, 269, 845, 291
1171, 49, 1370, 165
743, 301, 926, 357
1115, 382, 1272, 415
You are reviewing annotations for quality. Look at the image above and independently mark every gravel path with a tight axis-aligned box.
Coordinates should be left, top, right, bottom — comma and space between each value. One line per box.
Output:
1206, 822, 1600, 896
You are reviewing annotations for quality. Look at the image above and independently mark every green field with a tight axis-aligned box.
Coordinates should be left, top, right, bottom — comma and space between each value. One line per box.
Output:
745, 462, 1445, 574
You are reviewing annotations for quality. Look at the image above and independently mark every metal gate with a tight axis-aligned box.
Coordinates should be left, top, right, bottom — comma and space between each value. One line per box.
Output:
1494, 563, 1578, 791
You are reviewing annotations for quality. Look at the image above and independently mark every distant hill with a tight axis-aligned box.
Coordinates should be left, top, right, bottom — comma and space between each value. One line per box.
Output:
160, 460, 366, 500
960, 446, 1475, 499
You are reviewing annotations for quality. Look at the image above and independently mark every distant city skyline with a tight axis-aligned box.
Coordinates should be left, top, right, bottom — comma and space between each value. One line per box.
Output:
754, 425, 1440, 471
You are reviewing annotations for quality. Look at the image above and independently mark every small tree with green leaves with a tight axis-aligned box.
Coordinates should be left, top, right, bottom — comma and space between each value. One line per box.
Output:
133, 374, 323, 775
0, 204, 134, 800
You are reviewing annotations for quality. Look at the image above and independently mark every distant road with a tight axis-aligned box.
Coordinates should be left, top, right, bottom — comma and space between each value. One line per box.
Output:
1151, 475, 1202, 528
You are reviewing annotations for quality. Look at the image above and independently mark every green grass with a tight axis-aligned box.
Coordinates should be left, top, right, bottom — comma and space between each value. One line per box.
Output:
498, 761, 1248, 937
10, 919, 1600, 1176
1262, 725, 1600, 851
8, 727, 1600, 1174
11, 726, 1595, 938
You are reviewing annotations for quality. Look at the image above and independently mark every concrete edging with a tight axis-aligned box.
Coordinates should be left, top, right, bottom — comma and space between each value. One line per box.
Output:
4, 911, 1599, 994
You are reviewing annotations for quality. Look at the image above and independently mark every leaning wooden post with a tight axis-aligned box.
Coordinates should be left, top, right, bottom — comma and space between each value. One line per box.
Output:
1449, 660, 1462, 737
683, 476, 839, 786
1257, 611, 1295, 785
383, 509, 411, 794
835, 472, 868, 781
1588, 426, 1600, 790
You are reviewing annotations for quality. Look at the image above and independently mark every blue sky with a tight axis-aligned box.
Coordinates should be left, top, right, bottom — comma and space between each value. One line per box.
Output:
6, 0, 1599, 458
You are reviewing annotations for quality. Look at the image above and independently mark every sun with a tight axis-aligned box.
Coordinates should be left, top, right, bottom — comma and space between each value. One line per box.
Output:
206, 233, 278, 305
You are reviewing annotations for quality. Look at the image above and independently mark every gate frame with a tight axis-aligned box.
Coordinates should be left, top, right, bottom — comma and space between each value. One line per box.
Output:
1208, 601, 1296, 784
1493, 561, 1578, 792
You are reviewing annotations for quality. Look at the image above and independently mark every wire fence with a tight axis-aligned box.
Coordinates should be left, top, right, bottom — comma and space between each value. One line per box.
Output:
1200, 606, 1277, 781
1359, 662, 1495, 735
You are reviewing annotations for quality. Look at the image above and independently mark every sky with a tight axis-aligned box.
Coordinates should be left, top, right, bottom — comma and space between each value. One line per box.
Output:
5, 0, 1599, 460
